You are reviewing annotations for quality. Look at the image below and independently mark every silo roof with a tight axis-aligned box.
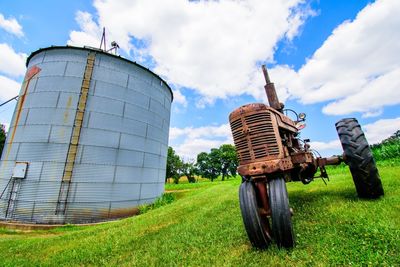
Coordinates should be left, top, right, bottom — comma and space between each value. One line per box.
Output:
26, 45, 174, 101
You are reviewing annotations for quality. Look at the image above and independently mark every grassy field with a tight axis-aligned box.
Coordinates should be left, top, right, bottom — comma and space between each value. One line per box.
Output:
0, 164, 399, 266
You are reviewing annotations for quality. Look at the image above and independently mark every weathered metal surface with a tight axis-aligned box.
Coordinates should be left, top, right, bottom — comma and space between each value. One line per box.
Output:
0, 46, 173, 224
290, 152, 314, 164
262, 65, 282, 111
316, 155, 343, 167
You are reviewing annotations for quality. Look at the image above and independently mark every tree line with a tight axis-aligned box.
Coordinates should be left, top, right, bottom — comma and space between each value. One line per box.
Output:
0, 123, 239, 183
166, 144, 238, 183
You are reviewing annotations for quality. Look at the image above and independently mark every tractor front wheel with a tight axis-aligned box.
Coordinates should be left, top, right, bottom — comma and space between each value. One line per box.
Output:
239, 180, 272, 249
268, 177, 295, 248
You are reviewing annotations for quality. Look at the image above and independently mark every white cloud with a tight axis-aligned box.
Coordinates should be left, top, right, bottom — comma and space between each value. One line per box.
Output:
363, 117, 400, 144
276, 0, 400, 116
68, 11, 103, 48
0, 43, 27, 78
0, 13, 24, 37
310, 117, 400, 156
0, 75, 21, 101
171, 89, 187, 107
310, 140, 341, 152
169, 124, 232, 159
68, 0, 400, 117
69, 0, 313, 103
322, 69, 400, 115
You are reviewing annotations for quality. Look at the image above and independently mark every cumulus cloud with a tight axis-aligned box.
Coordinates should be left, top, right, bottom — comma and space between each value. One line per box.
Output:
0, 75, 21, 101
275, 0, 400, 116
169, 124, 232, 159
310, 117, 400, 155
363, 117, 400, 144
68, 11, 103, 48
172, 89, 187, 107
0, 43, 27, 78
310, 139, 341, 152
0, 13, 24, 37
68, 0, 400, 117
69, 0, 313, 103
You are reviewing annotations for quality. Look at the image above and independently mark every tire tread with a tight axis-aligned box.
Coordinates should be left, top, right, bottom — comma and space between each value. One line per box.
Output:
335, 118, 384, 198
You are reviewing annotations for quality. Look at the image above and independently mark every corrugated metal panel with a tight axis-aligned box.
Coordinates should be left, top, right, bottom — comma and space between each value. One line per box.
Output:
140, 183, 164, 199
1, 143, 20, 160
142, 153, 163, 169
17, 143, 69, 162
79, 128, 120, 148
27, 108, 76, 126
86, 95, 124, 116
92, 66, 128, 87
93, 80, 126, 101
120, 134, 146, 151
71, 164, 116, 183
147, 124, 168, 143
12, 125, 51, 143
26, 77, 38, 94
35, 76, 83, 93
49, 126, 73, 144
116, 150, 144, 167
24, 91, 59, 108
0, 46, 172, 224
124, 103, 163, 126
115, 166, 159, 183
65, 61, 86, 77
80, 146, 118, 165
37, 61, 67, 77
124, 90, 151, 109
57, 92, 80, 109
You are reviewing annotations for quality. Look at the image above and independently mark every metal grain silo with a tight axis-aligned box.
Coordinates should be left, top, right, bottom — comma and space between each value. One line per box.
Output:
0, 46, 173, 224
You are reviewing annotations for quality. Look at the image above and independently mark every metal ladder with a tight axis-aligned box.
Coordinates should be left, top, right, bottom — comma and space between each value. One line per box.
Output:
3, 178, 21, 219
55, 52, 96, 215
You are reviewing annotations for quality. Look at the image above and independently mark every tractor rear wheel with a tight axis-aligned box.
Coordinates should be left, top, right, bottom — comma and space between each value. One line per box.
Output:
268, 177, 295, 248
336, 118, 384, 198
239, 181, 272, 249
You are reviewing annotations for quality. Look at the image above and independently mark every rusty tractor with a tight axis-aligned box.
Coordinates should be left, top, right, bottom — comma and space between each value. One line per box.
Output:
229, 65, 384, 249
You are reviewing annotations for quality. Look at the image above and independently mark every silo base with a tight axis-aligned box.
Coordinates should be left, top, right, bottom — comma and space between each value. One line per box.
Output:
0, 208, 139, 230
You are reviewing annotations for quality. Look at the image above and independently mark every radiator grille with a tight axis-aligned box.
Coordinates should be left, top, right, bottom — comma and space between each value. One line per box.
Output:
230, 110, 279, 164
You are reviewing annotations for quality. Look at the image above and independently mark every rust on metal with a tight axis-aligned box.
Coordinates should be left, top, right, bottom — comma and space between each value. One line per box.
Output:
256, 181, 271, 216
317, 156, 343, 167
2, 66, 41, 161
291, 152, 314, 164
262, 65, 282, 111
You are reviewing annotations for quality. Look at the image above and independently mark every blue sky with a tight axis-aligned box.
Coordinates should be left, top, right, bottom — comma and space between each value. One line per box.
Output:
1, 0, 399, 159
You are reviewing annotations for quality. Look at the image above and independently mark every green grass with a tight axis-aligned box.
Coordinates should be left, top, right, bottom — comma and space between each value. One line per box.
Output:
138, 193, 176, 214
0, 166, 399, 266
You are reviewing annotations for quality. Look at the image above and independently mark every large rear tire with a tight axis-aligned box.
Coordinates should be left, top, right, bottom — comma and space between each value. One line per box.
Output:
336, 118, 384, 199
239, 181, 272, 249
268, 178, 295, 248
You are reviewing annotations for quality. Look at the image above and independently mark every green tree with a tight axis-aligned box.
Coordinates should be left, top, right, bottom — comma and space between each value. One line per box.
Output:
218, 144, 238, 181
180, 160, 196, 183
166, 147, 182, 184
0, 124, 6, 157
196, 151, 220, 182
195, 144, 238, 181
